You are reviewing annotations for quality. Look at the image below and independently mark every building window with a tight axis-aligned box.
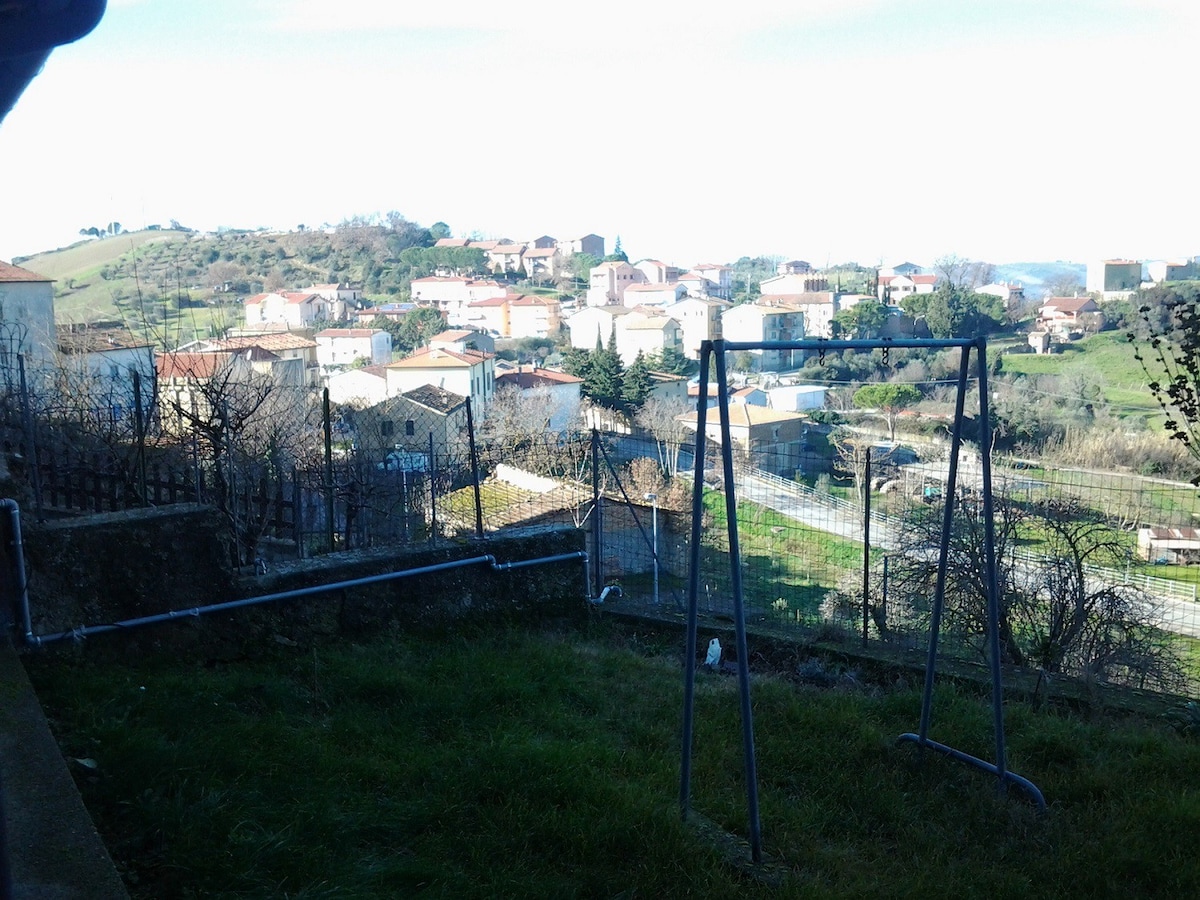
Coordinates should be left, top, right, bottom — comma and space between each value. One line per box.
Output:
405, 420, 415, 436
381, 420, 394, 437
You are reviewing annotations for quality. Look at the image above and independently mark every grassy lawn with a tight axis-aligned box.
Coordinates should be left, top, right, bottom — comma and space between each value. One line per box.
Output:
999, 332, 1163, 425
26, 623, 1200, 898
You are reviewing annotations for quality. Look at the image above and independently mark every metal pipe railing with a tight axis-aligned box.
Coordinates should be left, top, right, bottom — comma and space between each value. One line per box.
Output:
4, 501, 588, 647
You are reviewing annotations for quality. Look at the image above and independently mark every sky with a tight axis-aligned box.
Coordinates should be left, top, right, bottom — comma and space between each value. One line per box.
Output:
1, 0, 1197, 269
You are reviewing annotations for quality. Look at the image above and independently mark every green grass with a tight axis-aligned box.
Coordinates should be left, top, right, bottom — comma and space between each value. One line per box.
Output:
999, 332, 1164, 425
701, 491, 871, 617
26, 623, 1200, 899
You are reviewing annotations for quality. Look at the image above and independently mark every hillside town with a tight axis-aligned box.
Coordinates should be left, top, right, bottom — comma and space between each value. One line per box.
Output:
1, 230, 1196, 484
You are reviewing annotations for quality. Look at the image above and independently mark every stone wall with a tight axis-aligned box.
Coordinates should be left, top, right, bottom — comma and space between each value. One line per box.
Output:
13, 504, 588, 656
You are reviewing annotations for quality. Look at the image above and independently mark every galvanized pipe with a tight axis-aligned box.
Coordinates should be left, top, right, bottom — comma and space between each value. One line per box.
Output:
16, 531, 586, 646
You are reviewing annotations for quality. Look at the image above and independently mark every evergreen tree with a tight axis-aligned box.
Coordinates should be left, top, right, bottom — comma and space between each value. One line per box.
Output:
583, 325, 627, 410
622, 351, 653, 413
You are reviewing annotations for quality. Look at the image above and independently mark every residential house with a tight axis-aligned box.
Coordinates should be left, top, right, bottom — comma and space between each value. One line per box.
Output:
615, 310, 683, 366
976, 282, 1026, 313
767, 384, 828, 412
526, 235, 557, 250
1145, 260, 1194, 283
410, 277, 508, 326
567, 304, 634, 350
352, 384, 468, 461
56, 327, 155, 422
560, 234, 605, 258
354, 302, 417, 325
315, 328, 392, 376
761, 292, 837, 339
523, 246, 562, 281
486, 243, 525, 275
463, 295, 510, 336
691, 264, 733, 300
760, 271, 829, 295
325, 365, 390, 407
428, 328, 496, 355
586, 260, 643, 306
0, 259, 57, 367
633, 259, 682, 284
623, 282, 687, 308
385, 346, 496, 418
1086, 259, 1141, 299
680, 404, 809, 477
720, 302, 804, 370
154, 351, 254, 436
877, 273, 937, 306
731, 386, 769, 406
776, 260, 812, 275
509, 294, 562, 338
433, 238, 470, 248
244, 291, 330, 329
677, 272, 719, 299
307, 282, 363, 314
1137, 526, 1200, 563
663, 296, 728, 359
494, 365, 583, 434
195, 333, 319, 385
648, 371, 688, 403
1037, 296, 1103, 336
879, 262, 923, 277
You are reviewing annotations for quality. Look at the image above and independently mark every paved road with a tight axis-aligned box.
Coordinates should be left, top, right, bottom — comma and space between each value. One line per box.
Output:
730, 468, 1200, 640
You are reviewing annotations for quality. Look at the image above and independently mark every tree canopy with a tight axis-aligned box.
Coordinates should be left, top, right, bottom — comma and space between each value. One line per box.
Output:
902, 284, 1005, 339
1130, 283, 1200, 483
834, 299, 889, 339
852, 382, 922, 441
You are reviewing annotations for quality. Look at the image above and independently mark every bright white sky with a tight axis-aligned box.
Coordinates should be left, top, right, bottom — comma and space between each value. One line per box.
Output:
1, 0, 1197, 269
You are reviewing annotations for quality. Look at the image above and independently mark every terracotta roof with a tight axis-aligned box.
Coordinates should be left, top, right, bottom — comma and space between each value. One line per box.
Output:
211, 333, 318, 351
156, 351, 231, 380
497, 367, 583, 389
431, 329, 487, 342
1041, 297, 1097, 313
489, 245, 523, 255
388, 347, 493, 369
316, 328, 381, 339
625, 282, 681, 292
468, 296, 510, 308
523, 247, 558, 258
0, 260, 52, 282
434, 238, 469, 247
911, 274, 938, 285
510, 294, 557, 306
623, 314, 674, 331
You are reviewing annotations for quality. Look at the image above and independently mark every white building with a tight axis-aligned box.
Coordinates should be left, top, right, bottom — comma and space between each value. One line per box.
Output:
385, 347, 496, 418
0, 260, 57, 366
315, 328, 392, 375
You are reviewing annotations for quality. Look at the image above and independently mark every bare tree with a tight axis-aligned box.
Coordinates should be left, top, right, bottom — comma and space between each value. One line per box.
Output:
933, 254, 995, 290
885, 494, 1183, 691
634, 394, 693, 476
157, 350, 301, 562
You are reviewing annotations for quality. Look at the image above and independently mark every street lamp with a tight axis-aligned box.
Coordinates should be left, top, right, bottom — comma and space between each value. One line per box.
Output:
644, 492, 659, 605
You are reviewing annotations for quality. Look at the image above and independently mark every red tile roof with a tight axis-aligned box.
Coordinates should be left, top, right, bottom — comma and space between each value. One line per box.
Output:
156, 352, 231, 380
0, 260, 52, 282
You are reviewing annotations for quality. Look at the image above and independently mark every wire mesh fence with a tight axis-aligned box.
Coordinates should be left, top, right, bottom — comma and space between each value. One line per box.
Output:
2, 344, 1200, 702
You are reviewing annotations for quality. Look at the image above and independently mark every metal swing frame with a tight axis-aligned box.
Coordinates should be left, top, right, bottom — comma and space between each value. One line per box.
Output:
679, 336, 1045, 865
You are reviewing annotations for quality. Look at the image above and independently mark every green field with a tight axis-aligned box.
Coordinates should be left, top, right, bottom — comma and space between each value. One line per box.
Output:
999, 332, 1163, 424
26, 623, 1200, 898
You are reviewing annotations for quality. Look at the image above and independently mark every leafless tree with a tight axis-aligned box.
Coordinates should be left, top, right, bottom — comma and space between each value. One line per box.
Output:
885, 495, 1183, 691
634, 394, 693, 476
